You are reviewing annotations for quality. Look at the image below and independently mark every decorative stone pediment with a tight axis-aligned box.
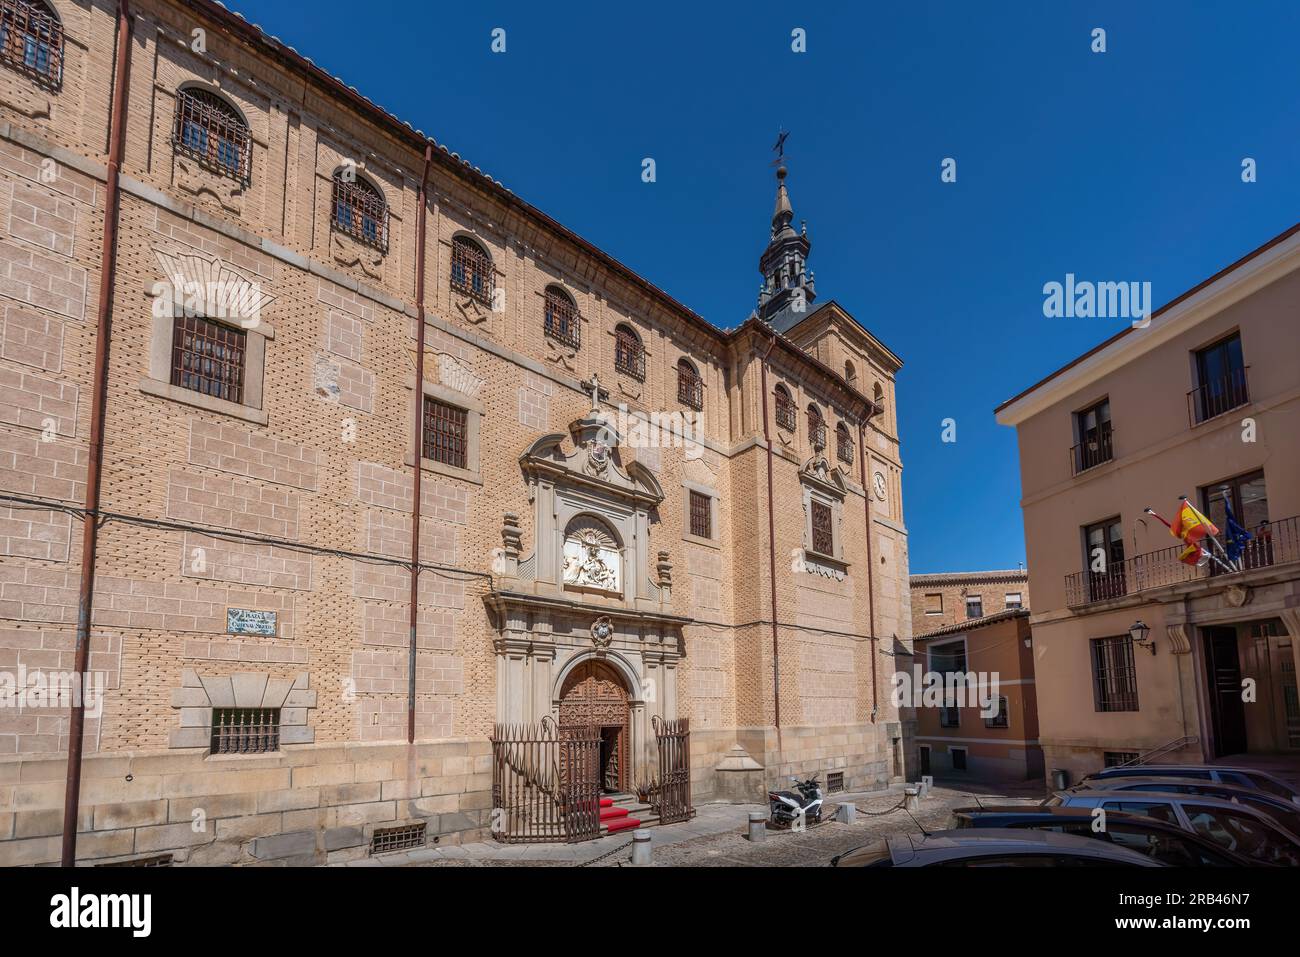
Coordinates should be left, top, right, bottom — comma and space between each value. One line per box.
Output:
331, 231, 383, 279
519, 418, 665, 508
799, 454, 848, 500
153, 249, 275, 325
176, 154, 245, 214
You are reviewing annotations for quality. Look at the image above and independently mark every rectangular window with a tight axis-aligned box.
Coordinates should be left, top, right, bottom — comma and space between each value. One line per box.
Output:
1072, 398, 1113, 473
1192, 332, 1248, 423
210, 707, 280, 754
1201, 470, 1270, 572
984, 696, 1009, 729
940, 701, 960, 728
924, 592, 943, 615
950, 747, 967, 771
371, 822, 427, 854
1005, 592, 1022, 609
688, 490, 712, 539
1083, 517, 1127, 602
965, 595, 983, 619
810, 500, 833, 556
422, 397, 468, 470
1104, 751, 1139, 768
171, 315, 247, 404
825, 771, 844, 794
1091, 635, 1139, 712
929, 640, 967, 676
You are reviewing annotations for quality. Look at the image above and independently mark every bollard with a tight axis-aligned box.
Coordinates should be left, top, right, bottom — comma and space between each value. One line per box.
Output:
747, 811, 767, 842
904, 786, 920, 811
920, 775, 933, 798
835, 802, 856, 824
630, 830, 652, 866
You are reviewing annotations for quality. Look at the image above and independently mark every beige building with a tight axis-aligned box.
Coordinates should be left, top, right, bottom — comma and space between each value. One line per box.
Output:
997, 223, 1300, 784
0, 0, 913, 864
910, 569, 1029, 636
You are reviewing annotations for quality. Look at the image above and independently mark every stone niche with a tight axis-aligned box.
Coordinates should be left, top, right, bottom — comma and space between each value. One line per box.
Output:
484, 393, 689, 785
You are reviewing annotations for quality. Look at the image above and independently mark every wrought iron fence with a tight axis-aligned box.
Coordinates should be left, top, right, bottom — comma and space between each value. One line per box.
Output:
1065, 514, 1300, 606
653, 715, 692, 825
490, 717, 601, 844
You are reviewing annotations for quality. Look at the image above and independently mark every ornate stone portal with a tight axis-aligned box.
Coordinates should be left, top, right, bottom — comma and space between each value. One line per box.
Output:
485, 389, 688, 788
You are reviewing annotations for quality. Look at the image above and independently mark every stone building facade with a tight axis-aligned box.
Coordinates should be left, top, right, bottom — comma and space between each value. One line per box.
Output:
910, 569, 1029, 636
0, 0, 911, 865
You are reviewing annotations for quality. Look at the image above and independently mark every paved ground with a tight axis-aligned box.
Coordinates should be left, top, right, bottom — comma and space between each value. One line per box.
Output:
351, 778, 1048, 868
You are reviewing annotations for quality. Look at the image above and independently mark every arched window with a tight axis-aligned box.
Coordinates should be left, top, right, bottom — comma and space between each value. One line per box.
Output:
677, 358, 703, 411
173, 87, 251, 183
0, 0, 62, 86
836, 422, 853, 465
543, 285, 580, 350
807, 404, 826, 449
844, 360, 857, 386
331, 169, 388, 251
450, 235, 493, 305
873, 381, 885, 413
774, 384, 796, 431
614, 323, 645, 381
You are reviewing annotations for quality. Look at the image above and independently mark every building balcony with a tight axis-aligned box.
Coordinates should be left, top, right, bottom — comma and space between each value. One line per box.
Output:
1064, 514, 1300, 608
1187, 367, 1250, 426
1070, 425, 1114, 475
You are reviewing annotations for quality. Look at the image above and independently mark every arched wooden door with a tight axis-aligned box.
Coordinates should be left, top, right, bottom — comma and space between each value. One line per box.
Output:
558, 660, 631, 793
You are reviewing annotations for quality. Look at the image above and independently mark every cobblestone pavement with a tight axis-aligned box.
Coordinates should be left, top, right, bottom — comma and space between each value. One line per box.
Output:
363, 779, 1047, 868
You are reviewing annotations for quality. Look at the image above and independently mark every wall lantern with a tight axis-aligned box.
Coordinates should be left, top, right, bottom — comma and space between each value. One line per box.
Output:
1129, 620, 1155, 655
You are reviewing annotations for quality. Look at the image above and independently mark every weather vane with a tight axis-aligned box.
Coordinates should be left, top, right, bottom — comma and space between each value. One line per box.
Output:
771, 128, 789, 166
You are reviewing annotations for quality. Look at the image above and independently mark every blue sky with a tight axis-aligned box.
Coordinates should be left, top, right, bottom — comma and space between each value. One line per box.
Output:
229, 0, 1300, 573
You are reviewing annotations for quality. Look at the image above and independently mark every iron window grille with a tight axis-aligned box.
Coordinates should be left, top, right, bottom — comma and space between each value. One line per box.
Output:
810, 500, 833, 556
543, 288, 581, 349
825, 771, 844, 794
171, 314, 247, 404
210, 708, 280, 755
172, 88, 251, 184
450, 237, 493, 305
0, 0, 62, 87
807, 408, 826, 449
836, 425, 853, 465
1091, 635, 1139, 712
332, 174, 389, 252
689, 490, 712, 539
615, 326, 646, 381
774, 387, 796, 431
984, 696, 1009, 729
422, 397, 468, 470
677, 361, 703, 410
97, 854, 174, 867
371, 822, 427, 854
1104, 751, 1140, 768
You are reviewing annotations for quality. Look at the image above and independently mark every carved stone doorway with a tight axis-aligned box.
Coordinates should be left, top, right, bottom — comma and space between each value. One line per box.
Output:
559, 660, 631, 793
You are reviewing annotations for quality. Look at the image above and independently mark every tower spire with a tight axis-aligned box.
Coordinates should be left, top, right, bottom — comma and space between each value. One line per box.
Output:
757, 134, 815, 328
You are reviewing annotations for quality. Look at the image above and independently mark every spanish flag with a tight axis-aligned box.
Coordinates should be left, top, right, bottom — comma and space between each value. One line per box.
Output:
1177, 542, 1205, 566
1170, 499, 1218, 545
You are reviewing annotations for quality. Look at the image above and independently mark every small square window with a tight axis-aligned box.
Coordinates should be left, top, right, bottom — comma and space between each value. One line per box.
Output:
826, 771, 844, 794
171, 315, 247, 404
211, 707, 280, 754
689, 490, 712, 539
1005, 592, 1022, 609
423, 397, 468, 470
924, 592, 943, 615
965, 595, 983, 619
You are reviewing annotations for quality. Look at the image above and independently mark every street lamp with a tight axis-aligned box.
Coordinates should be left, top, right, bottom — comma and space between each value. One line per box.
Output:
1129, 620, 1155, 655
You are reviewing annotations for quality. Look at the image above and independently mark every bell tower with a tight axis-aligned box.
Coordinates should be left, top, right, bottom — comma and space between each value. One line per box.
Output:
757, 155, 816, 329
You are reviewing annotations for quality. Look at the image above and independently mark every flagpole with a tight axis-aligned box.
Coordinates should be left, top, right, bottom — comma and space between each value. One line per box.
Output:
1179, 496, 1236, 571
1144, 507, 1234, 574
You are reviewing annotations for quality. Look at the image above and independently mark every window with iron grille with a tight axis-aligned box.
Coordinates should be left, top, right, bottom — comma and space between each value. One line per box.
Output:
984, 696, 1009, 729
543, 286, 580, 349
210, 708, 280, 755
332, 172, 388, 252
774, 386, 796, 431
940, 701, 960, 728
826, 771, 844, 793
371, 822, 427, 854
677, 360, 703, 410
422, 397, 467, 470
0, 0, 62, 86
171, 315, 247, 404
836, 423, 853, 465
1091, 635, 1139, 712
810, 500, 833, 556
613, 325, 645, 380
1104, 751, 1139, 768
450, 236, 493, 305
172, 87, 251, 183
807, 406, 826, 449
689, 490, 711, 539
97, 854, 174, 867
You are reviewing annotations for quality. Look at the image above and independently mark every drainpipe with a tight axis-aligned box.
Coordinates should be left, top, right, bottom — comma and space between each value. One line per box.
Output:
408, 144, 433, 744
858, 416, 878, 722
61, 0, 133, 867
758, 333, 781, 729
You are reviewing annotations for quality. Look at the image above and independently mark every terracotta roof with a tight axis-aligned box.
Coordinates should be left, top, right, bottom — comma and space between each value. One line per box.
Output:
913, 608, 1030, 641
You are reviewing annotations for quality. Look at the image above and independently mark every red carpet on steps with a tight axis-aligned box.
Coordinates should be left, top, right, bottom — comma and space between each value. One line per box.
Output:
605, 817, 641, 833
599, 798, 614, 808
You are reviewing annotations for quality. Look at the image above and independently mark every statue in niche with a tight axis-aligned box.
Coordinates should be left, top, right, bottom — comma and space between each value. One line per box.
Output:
562, 520, 621, 594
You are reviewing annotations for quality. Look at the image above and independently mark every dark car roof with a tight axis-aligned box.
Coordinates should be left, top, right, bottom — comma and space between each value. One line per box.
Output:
834, 827, 1161, 867
1075, 776, 1296, 805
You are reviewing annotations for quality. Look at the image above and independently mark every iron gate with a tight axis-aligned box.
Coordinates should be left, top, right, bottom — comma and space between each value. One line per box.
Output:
653, 715, 692, 824
490, 717, 601, 844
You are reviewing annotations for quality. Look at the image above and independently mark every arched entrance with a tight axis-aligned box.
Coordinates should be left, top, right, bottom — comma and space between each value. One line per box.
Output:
558, 659, 631, 793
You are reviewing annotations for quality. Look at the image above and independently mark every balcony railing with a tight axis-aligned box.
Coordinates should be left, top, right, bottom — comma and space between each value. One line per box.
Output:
1065, 514, 1300, 607
1070, 425, 1114, 475
1188, 367, 1250, 426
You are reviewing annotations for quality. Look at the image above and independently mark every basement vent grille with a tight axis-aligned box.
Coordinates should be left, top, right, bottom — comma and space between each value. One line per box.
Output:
371, 822, 427, 855
826, 771, 844, 793
98, 854, 174, 867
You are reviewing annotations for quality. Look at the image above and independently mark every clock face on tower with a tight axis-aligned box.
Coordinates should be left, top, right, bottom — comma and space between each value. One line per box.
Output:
873, 471, 887, 501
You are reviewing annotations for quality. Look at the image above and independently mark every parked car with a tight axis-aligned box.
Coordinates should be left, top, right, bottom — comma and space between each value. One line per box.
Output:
1079, 764, 1300, 805
1069, 776, 1300, 836
950, 804, 1248, 866
1051, 789, 1300, 866
830, 828, 1163, 867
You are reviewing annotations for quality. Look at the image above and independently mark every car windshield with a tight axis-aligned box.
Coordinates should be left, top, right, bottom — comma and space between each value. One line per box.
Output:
1184, 805, 1300, 866
1243, 773, 1297, 800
